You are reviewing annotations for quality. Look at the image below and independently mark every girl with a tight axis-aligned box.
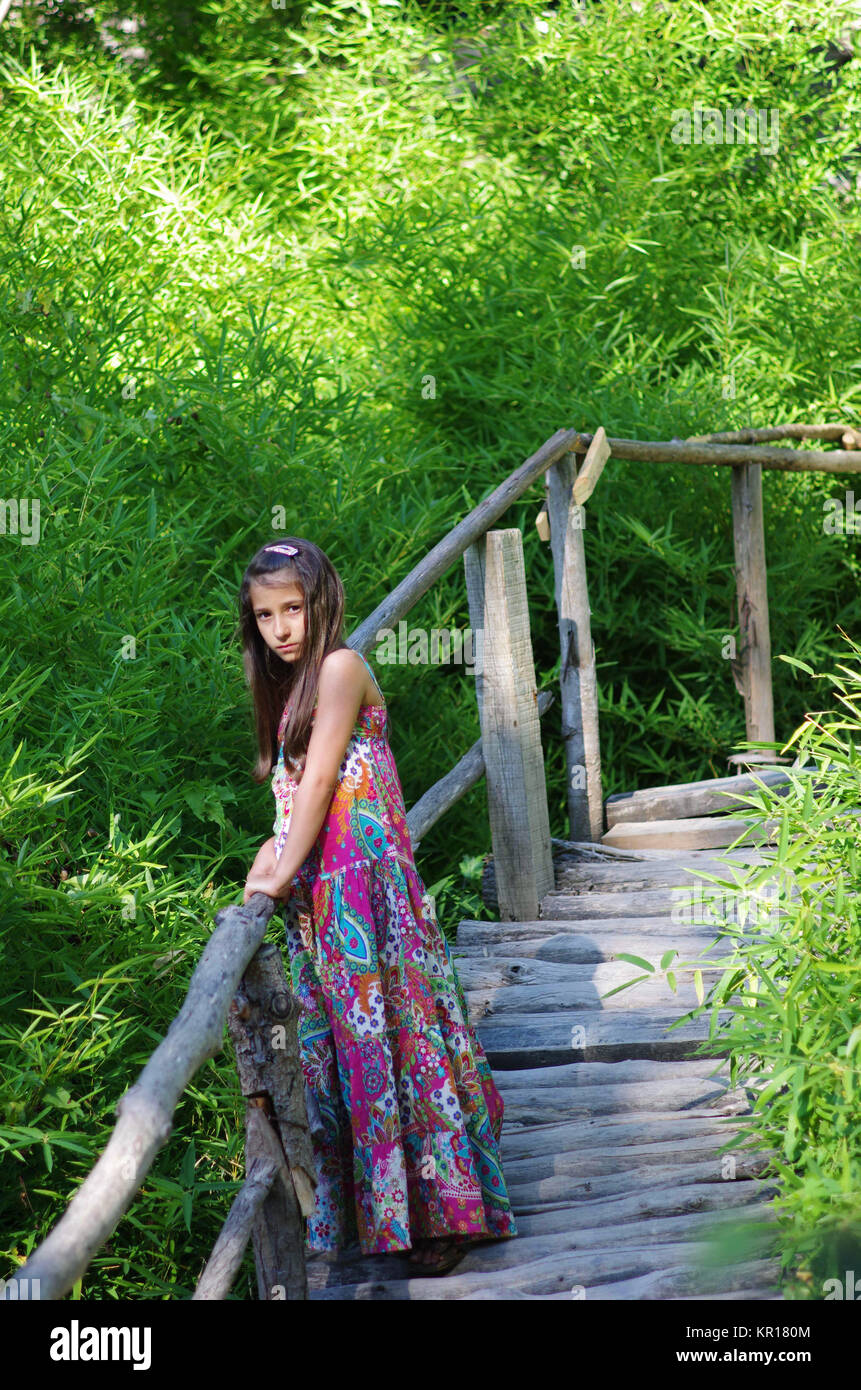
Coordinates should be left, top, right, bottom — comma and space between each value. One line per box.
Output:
240, 538, 518, 1277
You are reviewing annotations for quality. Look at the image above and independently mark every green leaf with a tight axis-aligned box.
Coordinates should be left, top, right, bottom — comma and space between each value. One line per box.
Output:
614, 953, 655, 973
180, 1139, 196, 1188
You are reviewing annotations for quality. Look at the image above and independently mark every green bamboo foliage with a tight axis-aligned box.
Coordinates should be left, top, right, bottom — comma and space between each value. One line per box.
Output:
610, 638, 861, 1295
2, 0, 861, 1295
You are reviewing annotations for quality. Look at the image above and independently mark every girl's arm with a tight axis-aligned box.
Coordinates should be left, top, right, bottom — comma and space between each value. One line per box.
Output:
243, 649, 367, 901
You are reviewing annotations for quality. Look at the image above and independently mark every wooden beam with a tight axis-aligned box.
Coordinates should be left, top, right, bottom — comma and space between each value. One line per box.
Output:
572, 425, 610, 505
604, 768, 803, 826
348, 427, 580, 655
602, 816, 779, 851
565, 432, 861, 473
547, 452, 603, 841
685, 423, 861, 447
731, 463, 775, 744
464, 530, 554, 921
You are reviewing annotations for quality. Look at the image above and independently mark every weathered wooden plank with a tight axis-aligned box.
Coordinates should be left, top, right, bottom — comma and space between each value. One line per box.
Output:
473, 1006, 732, 1067
496, 1073, 746, 1110
547, 449, 603, 839
481, 844, 767, 907
507, 1151, 771, 1207
309, 1206, 775, 1292
461, 1277, 782, 1300
732, 462, 775, 743
459, 954, 727, 1001
604, 768, 797, 826
499, 1090, 749, 1127
502, 1132, 757, 1181
309, 1242, 780, 1300
602, 816, 778, 851
465, 971, 722, 1018
676, 1286, 783, 1301
454, 933, 736, 965
495, 1055, 733, 1090
506, 1179, 774, 1234
540, 888, 700, 918
500, 1116, 750, 1160
572, 426, 610, 505
563, 1257, 783, 1301
551, 855, 763, 892
457, 917, 731, 945
464, 530, 554, 919
495, 1068, 743, 1105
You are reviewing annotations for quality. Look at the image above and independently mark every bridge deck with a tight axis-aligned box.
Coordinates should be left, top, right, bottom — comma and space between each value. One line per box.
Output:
308, 807, 785, 1299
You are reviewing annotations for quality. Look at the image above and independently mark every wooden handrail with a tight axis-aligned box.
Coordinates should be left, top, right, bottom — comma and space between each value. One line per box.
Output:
15, 896, 279, 1300
685, 424, 861, 447
347, 427, 579, 654
566, 432, 861, 472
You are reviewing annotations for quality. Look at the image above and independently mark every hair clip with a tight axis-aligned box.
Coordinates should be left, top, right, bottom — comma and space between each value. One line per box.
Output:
265, 544, 299, 556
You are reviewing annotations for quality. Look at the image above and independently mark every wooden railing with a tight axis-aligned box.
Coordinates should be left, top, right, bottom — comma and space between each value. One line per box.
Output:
10, 419, 860, 1301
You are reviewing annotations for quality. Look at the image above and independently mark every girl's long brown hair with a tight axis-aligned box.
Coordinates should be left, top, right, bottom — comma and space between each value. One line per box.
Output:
238, 538, 348, 783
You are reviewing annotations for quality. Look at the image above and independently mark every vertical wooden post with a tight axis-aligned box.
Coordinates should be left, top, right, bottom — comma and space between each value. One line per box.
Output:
546, 440, 606, 841
464, 529, 554, 921
731, 463, 775, 743
227, 941, 319, 1300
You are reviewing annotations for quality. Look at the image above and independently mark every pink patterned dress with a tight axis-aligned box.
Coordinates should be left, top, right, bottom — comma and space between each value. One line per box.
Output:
271, 650, 518, 1256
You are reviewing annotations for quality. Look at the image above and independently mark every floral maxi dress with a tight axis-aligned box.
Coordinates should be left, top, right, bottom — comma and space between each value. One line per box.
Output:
271, 651, 518, 1256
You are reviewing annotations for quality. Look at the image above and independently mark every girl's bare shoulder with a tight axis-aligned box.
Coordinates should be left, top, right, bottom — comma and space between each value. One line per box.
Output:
317, 647, 369, 701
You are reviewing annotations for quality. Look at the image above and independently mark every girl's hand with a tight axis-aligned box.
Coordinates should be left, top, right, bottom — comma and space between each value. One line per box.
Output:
243, 869, 293, 905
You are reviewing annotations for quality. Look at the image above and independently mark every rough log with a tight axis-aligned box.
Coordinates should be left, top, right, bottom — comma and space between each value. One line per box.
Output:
685, 423, 861, 446
565, 432, 861, 472
226, 940, 319, 1300
227, 943, 318, 1216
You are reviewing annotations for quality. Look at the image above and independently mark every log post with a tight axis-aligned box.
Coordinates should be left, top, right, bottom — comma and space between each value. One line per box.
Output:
464, 529, 554, 921
731, 463, 775, 744
226, 940, 318, 1300
546, 439, 607, 840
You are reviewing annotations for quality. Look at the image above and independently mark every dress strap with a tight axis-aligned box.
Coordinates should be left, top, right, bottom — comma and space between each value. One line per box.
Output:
355, 649, 385, 703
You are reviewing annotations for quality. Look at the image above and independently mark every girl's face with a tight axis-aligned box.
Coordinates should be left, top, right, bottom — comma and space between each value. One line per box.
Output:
249, 576, 306, 664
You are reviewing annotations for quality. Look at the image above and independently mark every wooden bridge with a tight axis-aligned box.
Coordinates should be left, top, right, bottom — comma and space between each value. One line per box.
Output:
308, 829, 783, 1300
12, 421, 861, 1302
